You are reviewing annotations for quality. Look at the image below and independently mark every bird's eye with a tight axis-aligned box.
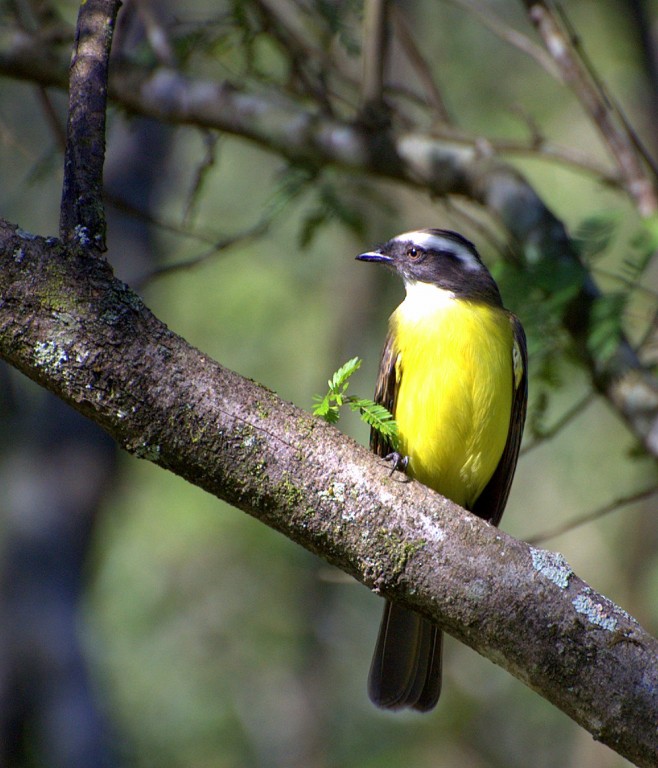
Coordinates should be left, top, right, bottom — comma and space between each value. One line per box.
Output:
407, 246, 421, 259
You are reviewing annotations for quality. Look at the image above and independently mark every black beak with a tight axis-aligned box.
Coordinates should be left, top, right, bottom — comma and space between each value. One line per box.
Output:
356, 250, 393, 264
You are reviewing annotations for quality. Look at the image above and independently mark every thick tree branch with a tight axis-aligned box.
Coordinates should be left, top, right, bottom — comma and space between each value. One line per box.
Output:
0, 29, 69, 88
0, 31, 616, 180
60, 0, 121, 249
0, 219, 656, 767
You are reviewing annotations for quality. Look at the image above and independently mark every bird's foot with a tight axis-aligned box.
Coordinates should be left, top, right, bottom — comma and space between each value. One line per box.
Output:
384, 452, 409, 477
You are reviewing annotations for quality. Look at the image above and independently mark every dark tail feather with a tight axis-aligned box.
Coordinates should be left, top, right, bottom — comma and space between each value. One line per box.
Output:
368, 601, 442, 711
413, 627, 443, 712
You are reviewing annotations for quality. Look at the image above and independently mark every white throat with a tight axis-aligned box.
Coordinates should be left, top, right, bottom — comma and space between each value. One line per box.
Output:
399, 280, 456, 322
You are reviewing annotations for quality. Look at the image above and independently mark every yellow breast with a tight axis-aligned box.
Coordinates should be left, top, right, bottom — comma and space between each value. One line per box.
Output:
390, 283, 513, 509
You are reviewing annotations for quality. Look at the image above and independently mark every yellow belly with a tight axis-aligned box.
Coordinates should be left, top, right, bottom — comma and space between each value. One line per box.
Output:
391, 290, 513, 509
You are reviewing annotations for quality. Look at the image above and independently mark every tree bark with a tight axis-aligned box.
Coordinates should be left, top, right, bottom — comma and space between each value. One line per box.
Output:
59, 0, 121, 249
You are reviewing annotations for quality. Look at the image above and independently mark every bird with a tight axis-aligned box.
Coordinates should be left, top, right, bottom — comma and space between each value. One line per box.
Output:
356, 228, 527, 712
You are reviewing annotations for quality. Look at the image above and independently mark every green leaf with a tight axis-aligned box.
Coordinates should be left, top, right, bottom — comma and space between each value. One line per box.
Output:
587, 292, 626, 363
350, 398, 399, 451
635, 214, 658, 250
328, 357, 361, 391
623, 221, 658, 283
312, 358, 398, 449
574, 211, 620, 261
312, 394, 330, 415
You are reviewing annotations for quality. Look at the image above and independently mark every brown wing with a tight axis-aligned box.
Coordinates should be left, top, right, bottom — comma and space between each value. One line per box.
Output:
471, 313, 528, 526
370, 331, 399, 458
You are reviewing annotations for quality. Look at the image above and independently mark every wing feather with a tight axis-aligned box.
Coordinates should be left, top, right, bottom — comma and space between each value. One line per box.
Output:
370, 331, 400, 458
472, 313, 528, 524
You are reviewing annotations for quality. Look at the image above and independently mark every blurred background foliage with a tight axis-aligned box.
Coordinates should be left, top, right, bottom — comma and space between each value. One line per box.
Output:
1, 0, 657, 766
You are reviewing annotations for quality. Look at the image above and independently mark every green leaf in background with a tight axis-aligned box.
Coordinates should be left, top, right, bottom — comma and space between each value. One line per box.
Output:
574, 211, 620, 262
587, 292, 627, 364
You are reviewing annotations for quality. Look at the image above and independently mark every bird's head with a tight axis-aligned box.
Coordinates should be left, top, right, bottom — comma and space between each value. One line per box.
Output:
356, 229, 502, 305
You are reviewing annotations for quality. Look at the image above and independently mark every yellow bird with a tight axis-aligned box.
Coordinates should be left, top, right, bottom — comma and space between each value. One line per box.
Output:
357, 229, 527, 711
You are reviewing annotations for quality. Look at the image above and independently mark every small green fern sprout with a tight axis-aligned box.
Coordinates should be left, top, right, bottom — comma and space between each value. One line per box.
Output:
313, 357, 399, 451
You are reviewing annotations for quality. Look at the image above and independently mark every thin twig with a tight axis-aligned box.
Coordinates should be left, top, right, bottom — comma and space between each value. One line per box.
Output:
420, 122, 619, 182
254, 0, 334, 111
476, 136, 618, 183
135, 218, 271, 289
361, 0, 389, 113
447, 0, 561, 79
443, 198, 510, 258
521, 392, 596, 455
627, 0, 658, 160
34, 85, 66, 151
390, 4, 452, 123
104, 191, 224, 245
522, 0, 658, 217
554, 2, 658, 185
592, 266, 658, 303
527, 484, 658, 544
182, 132, 220, 227
137, 0, 177, 67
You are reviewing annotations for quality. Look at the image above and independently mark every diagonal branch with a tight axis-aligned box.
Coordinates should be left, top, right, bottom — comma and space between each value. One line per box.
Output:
0, 218, 656, 767
390, 4, 452, 122
448, 0, 561, 79
522, 0, 658, 216
527, 483, 658, 544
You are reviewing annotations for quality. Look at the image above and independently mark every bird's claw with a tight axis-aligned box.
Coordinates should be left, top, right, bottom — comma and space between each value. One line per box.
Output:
384, 451, 409, 477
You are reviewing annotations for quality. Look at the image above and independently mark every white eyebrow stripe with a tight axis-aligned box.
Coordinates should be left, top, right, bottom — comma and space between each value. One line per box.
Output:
392, 230, 482, 272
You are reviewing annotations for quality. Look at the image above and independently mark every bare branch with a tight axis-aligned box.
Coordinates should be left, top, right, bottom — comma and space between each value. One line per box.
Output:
433, 127, 619, 182
390, 5, 452, 122
181, 131, 220, 227
552, 3, 658, 184
135, 218, 271, 288
361, 0, 389, 113
447, 0, 561, 79
527, 484, 658, 544
0, 32, 619, 183
59, 0, 121, 250
135, 0, 177, 67
0, 219, 657, 767
0, 28, 69, 88
34, 85, 67, 151
521, 392, 596, 455
522, 0, 658, 217
103, 190, 219, 245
